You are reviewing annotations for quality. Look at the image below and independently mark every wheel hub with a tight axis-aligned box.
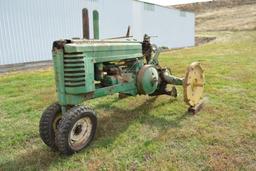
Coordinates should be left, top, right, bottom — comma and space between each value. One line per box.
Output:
137, 65, 159, 94
74, 125, 82, 135
68, 117, 93, 150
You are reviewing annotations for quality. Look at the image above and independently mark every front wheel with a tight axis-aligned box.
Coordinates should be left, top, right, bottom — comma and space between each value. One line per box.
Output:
39, 103, 62, 150
56, 106, 97, 155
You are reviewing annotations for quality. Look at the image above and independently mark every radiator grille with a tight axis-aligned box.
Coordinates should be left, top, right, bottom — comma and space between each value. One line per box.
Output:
64, 52, 85, 87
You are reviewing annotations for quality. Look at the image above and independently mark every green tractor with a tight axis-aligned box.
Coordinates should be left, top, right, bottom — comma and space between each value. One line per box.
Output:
39, 35, 204, 155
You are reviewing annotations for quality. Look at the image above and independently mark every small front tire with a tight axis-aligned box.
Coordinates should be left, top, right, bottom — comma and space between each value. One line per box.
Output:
39, 103, 62, 150
56, 106, 97, 155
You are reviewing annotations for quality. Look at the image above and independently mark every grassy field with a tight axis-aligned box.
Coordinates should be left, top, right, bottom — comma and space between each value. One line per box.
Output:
0, 30, 256, 170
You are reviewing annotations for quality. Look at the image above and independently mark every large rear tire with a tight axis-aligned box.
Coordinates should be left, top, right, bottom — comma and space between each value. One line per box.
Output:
56, 106, 97, 155
39, 103, 62, 150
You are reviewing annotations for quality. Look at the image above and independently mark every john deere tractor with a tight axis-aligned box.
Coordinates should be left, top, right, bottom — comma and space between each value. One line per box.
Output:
39, 35, 204, 155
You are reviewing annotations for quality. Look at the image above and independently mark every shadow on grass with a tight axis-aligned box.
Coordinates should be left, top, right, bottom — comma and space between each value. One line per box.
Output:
0, 147, 60, 170
0, 96, 191, 170
94, 96, 190, 146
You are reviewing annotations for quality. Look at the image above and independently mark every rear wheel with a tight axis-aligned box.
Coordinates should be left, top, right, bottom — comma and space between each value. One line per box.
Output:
56, 106, 97, 155
183, 62, 204, 107
39, 103, 62, 150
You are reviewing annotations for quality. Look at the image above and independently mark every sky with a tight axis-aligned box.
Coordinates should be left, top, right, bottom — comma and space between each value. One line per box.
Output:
140, 0, 212, 6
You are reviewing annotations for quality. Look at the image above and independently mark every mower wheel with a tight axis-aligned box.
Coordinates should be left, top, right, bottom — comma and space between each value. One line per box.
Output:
39, 103, 62, 150
56, 106, 97, 155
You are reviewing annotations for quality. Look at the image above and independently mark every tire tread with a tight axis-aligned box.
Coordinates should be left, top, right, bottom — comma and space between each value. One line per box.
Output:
39, 103, 61, 150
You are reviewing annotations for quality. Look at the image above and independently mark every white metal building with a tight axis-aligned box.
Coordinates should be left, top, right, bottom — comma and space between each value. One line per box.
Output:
0, 0, 195, 65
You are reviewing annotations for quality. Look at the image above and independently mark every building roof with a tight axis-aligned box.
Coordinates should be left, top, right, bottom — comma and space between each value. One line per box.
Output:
134, 0, 194, 14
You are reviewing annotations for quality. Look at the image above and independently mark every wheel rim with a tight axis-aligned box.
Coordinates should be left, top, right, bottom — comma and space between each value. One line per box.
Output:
68, 117, 93, 150
183, 62, 204, 107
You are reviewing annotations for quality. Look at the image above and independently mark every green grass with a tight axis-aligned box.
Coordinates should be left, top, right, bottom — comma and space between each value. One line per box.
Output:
0, 31, 256, 170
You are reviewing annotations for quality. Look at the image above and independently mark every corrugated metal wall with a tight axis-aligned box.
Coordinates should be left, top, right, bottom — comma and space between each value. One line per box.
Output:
0, 0, 85, 65
0, 0, 195, 65
86, 0, 195, 48
131, 1, 195, 48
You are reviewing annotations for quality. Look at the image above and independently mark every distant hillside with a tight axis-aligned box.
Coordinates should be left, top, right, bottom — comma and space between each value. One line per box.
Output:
172, 0, 256, 13
171, 0, 256, 32
197, 4, 256, 31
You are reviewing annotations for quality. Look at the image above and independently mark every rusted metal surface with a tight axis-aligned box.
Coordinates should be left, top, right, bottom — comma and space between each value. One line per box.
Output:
162, 69, 183, 85
126, 26, 131, 37
187, 97, 208, 114
82, 8, 90, 39
142, 34, 153, 64
68, 117, 93, 150
150, 68, 179, 97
